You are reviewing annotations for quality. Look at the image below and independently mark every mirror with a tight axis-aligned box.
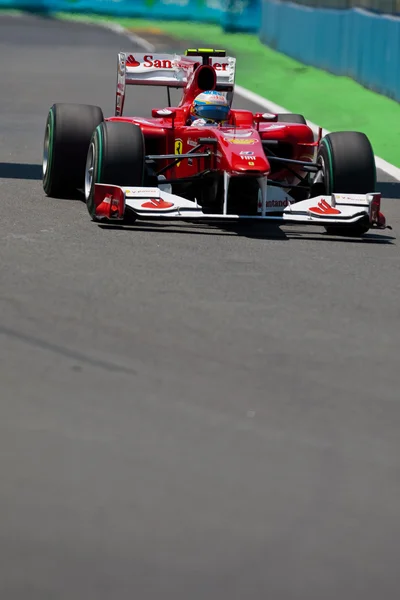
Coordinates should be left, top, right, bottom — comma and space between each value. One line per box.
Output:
152, 108, 177, 119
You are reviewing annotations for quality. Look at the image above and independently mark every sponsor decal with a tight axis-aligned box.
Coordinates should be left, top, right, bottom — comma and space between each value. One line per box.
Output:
144, 55, 173, 69
257, 199, 289, 212
187, 139, 198, 147
240, 151, 256, 160
157, 108, 174, 116
334, 194, 366, 202
267, 200, 288, 207
175, 138, 183, 167
126, 55, 175, 69
230, 138, 258, 145
126, 187, 160, 197
212, 62, 228, 71
309, 199, 341, 215
141, 198, 174, 209
124, 53, 231, 73
126, 55, 140, 67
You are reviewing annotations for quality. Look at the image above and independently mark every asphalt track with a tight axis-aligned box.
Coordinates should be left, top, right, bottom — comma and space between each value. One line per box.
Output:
1, 14, 400, 600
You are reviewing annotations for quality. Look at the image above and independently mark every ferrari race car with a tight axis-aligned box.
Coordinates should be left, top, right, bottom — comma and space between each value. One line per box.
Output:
42, 48, 386, 236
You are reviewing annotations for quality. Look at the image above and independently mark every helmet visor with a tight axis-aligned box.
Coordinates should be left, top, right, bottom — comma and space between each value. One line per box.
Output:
194, 104, 230, 121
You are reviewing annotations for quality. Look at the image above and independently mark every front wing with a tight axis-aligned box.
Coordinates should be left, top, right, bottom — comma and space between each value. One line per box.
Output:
93, 183, 385, 230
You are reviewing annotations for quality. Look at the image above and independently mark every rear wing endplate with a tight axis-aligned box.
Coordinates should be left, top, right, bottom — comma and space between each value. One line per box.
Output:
116, 52, 236, 116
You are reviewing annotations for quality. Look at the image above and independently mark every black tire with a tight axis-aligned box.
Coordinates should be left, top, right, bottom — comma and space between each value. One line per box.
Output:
317, 131, 376, 236
43, 103, 103, 198
85, 121, 145, 220
277, 113, 307, 125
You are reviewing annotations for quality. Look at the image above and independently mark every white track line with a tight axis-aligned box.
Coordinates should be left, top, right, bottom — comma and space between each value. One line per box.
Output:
78, 15, 400, 181
105, 21, 155, 53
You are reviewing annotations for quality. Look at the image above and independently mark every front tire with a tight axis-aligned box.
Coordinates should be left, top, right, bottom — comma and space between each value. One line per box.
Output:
85, 121, 145, 219
43, 103, 103, 197
317, 131, 376, 236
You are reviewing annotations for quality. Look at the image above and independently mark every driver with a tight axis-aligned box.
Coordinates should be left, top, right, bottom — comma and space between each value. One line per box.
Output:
189, 90, 230, 126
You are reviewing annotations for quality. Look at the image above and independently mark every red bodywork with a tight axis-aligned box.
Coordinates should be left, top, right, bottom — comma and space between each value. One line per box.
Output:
108, 111, 315, 183
109, 59, 316, 199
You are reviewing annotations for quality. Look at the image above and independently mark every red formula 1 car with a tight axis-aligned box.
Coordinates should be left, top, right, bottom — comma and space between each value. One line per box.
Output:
42, 48, 386, 236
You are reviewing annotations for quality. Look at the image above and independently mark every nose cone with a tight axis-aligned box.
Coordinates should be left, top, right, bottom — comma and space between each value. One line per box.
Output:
220, 129, 270, 174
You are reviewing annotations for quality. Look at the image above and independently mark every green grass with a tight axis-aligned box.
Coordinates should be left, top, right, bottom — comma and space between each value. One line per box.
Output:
55, 12, 400, 166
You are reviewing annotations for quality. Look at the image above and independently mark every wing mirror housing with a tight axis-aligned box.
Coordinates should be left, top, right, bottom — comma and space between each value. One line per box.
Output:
152, 108, 176, 128
254, 112, 277, 130
152, 108, 176, 119
254, 112, 277, 122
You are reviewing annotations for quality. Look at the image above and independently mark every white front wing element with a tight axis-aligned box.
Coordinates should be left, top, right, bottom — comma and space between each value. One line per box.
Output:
282, 193, 380, 225
125, 187, 381, 225
124, 187, 205, 218
93, 184, 384, 229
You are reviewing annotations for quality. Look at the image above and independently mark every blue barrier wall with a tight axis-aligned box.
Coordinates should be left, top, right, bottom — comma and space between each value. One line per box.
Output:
1, 0, 399, 100
0, 0, 261, 32
260, 0, 400, 101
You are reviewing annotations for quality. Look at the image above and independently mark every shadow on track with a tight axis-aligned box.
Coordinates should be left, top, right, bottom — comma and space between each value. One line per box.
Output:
98, 222, 395, 244
98, 220, 289, 241
0, 162, 42, 180
377, 181, 400, 199
288, 233, 395, 244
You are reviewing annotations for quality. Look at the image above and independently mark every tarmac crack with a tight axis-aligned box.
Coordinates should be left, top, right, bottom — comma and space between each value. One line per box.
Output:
0, 325, 137, 376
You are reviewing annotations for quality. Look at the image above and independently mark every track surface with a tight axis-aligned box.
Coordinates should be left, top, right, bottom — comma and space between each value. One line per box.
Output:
1, 14, 400, 599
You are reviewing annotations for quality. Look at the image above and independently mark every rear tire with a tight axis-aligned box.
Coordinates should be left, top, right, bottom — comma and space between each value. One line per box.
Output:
277, 113, 307, 125
43, 103, 103, 197
317, 131, 376, 236
85, 121, 145, 220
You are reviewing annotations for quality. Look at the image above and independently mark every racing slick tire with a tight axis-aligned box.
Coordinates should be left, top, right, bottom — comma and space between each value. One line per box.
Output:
85, 121, 145, 221
277, 114, 307, 125
43, 103, 104, 198
317, 131, 376, 236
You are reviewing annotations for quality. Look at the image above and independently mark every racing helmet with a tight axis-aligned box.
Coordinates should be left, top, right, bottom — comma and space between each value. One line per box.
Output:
190, 90, 230, 124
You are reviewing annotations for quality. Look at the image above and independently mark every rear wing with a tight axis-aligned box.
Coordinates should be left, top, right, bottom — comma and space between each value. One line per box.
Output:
115, 51, 236, 116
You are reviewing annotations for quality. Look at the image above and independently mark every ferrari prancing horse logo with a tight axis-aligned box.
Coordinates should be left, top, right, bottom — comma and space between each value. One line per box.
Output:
175, 139, 183, 167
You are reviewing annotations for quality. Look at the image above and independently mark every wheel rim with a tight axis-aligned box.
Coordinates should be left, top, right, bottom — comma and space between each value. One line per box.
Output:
43, 123, 50, 178
85, 142, 95, 201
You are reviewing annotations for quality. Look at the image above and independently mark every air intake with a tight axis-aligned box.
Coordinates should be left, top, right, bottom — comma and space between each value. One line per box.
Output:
195, 65, 217, 92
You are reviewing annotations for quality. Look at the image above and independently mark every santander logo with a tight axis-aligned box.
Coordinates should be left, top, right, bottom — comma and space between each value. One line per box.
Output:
126, 55, 140, 67
309, 199, 341, 215
141, 198, 174, 209
126, 54, 229, 71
